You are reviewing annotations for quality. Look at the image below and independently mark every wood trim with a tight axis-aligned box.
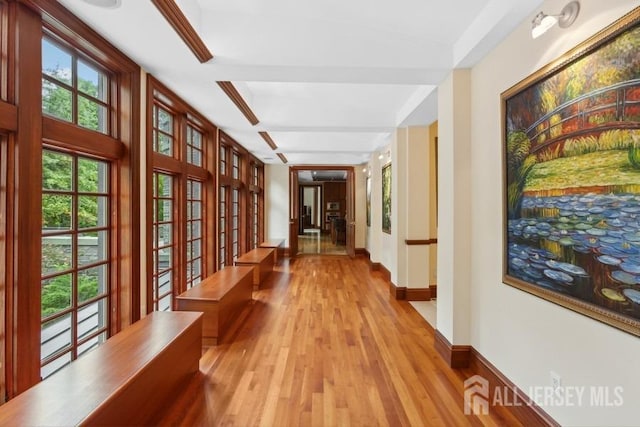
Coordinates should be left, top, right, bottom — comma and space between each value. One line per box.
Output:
430, 285, 437, 299
217, 81, 259, 126
379, 264, 391, 282
434, 330, 471, 369
0, 101, 16, 131
370, 262, 380, 271
150, 0, 213, 63
390, 282, 406, 300
11, 1, 43, 394
354, 248, 367, 257
405, 238, 437, 245
42, 117, 123, 159
406, 288, 431, 301
258, 131, 278, 150
25, 0, 139, 73
469, 348, 559, 427
277, 153, 288, 164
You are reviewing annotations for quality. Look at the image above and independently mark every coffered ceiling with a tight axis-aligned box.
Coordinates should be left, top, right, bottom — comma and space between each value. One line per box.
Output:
58, 0, 543, 165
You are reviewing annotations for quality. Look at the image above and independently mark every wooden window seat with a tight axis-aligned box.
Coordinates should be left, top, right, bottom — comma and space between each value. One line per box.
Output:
177, 266, 254, 345
234, 247, 275, 290
259, 238, 285, 264
0, 311, 203, 426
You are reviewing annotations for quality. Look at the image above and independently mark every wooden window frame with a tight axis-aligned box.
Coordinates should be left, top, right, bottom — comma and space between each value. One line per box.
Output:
218, 132, 258, 267
40, 149, 111, 379
3, 0, 141, 396
146, 75, 216, 314
248, 159, 264, 250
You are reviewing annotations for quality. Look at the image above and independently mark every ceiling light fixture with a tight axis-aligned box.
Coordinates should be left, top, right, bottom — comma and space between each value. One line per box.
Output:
81, 0, 122, 8
531, 1, 580, 39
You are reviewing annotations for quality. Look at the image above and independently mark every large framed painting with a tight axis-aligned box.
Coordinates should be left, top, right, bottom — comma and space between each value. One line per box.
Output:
366, 176, 371, 227
382, 164, 391, 234
503, 8, 640, 336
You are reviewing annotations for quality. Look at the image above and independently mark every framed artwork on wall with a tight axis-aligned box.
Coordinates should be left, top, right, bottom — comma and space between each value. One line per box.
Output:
366, 176, 371, 227
382, 163, 391, 234
502, 8, 640, 336
327, 202, 339, 211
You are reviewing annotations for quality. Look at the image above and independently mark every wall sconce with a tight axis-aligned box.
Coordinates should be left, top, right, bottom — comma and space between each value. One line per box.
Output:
531, 1, 580, 39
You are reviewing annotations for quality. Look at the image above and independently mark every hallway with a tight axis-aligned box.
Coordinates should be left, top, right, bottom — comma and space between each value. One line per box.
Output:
298, 229, 347, 255
159, 256, 518, 426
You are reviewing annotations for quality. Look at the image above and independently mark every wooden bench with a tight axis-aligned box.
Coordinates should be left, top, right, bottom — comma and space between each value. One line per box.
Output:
235, 247, 275, 290
259, 238, 285, 264
0, 311, 203, 426
177, 266, 254, 345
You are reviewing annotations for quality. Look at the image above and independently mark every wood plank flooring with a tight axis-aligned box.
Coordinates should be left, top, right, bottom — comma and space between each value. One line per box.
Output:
298, 231, 346, 255
160, 256, 522, 426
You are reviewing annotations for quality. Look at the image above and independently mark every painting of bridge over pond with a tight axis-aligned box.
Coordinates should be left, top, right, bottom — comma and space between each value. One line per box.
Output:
503, 10, 640, 335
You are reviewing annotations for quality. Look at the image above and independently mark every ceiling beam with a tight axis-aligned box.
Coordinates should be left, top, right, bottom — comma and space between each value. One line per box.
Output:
217, 81, 260, 126
258, 132, 278, 150
150, 0, 213, 63
277, 153, 288, 164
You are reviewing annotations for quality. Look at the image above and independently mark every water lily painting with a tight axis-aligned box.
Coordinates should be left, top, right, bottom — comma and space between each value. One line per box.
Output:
382, 164, 391, 234
502, 9, 640, 336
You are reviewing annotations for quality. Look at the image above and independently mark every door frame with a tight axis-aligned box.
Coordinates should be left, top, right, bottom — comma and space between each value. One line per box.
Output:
288, 166, 356, 258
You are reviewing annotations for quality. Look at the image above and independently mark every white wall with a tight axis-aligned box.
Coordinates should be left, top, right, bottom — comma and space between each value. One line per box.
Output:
367, 152, 384, 264
265, 164, 289, 245
462, 1, 639, 425
355, 166, 367, 249
437, 69, 472, 344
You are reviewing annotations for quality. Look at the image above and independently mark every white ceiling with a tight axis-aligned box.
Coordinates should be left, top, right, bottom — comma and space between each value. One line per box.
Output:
59, 0, 543, 165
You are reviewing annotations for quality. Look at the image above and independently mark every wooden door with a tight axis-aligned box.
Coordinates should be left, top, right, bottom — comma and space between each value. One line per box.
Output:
346, 168, 356, 257
288, 168, 299, 258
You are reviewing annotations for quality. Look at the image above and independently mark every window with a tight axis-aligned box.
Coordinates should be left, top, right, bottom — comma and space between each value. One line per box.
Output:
217, 136, 263, 266
218, 185, 227, 270
41, 37, 110, 134
232, 188, 240, 262
40, 150, 110, 378
187, 124, 203, 167
152, 105, 174, 156
152, 172, 175, 311
186, 179, 203, 289
147, 77, 215, 312
1, 1, 140, 396
248, 161, 264, 250
252, 192, 260, 249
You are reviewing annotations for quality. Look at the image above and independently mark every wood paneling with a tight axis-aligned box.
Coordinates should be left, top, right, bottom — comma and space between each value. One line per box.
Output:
150, 0, 213, 63
0, 311, 203, 426
217, 81, 259, 125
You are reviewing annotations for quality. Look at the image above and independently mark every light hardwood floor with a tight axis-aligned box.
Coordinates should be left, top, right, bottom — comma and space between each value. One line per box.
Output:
298, 231, 347, 255
160, 256, 521, 426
